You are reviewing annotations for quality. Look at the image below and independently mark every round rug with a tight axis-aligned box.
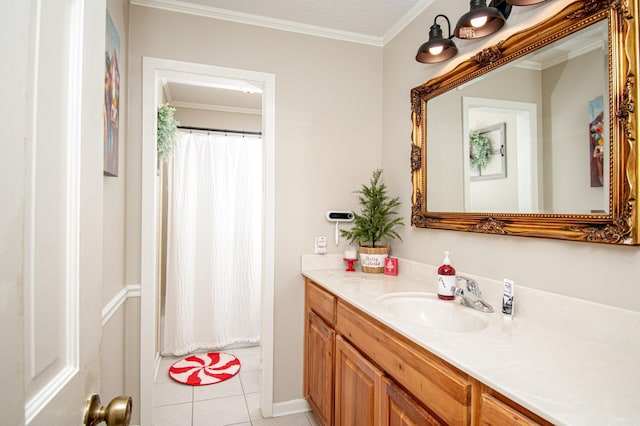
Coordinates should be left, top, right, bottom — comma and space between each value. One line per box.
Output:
168, 352, 241, 386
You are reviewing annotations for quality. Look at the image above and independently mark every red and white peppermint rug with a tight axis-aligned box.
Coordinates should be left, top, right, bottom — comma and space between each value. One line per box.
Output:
168, 352, 241, 386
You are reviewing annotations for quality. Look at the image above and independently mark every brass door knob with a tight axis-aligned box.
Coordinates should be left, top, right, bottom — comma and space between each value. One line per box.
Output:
83, 393, 132, 426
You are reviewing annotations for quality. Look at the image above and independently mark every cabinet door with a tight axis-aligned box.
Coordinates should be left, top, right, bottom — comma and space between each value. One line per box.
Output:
381, 377, 444, 426
307, 310, 335, 426
335, 335, 384, 426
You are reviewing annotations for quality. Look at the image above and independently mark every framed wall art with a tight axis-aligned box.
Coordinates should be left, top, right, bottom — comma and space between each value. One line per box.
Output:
104, 10, 120, 177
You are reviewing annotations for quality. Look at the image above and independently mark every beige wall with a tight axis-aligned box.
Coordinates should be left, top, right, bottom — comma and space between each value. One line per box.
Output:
103, 1, 128, 305
173, 107, 262, 132
383, 0, 640, 312
102, 1, 140, 423
127, 7, 382, 403
542, 49, 608, 213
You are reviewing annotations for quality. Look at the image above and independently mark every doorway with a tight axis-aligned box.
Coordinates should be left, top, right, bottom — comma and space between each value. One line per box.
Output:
462, 97, 539, 213
140, 57, 276, 425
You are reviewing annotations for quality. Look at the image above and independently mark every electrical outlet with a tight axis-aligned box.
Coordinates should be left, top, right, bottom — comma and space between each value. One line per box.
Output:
314, 236, 327, 254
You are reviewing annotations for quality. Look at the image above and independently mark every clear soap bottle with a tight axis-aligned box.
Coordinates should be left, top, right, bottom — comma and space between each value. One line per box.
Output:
437, 251, 456, 300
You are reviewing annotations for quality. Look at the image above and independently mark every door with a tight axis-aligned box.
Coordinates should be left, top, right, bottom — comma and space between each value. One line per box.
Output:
0, 1, 104, 424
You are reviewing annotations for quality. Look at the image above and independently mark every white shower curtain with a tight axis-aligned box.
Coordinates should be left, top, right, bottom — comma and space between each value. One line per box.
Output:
162, 131, 262, 356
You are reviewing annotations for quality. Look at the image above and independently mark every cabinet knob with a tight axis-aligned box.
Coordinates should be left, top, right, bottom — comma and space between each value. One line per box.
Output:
83, 393, 132, 426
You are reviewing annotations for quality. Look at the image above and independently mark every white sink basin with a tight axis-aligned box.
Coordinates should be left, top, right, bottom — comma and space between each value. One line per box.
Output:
374, 292, 489, 333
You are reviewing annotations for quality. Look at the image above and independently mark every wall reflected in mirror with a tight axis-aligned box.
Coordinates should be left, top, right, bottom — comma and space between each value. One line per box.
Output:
426, 20, 609, 215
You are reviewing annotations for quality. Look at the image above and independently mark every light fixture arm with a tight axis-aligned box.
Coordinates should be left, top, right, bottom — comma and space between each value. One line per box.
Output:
433, 14, 453, 39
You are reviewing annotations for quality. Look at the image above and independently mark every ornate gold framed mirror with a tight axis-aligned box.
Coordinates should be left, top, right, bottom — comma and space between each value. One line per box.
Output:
410, 0, 638, 245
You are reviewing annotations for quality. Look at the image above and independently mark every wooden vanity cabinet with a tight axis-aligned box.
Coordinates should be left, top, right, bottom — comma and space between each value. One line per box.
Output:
304, 278, 551, 426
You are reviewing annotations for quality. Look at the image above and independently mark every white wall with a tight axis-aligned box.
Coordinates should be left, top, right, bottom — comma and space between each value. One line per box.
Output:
126, 6, 382, 403
383, 0, 640, 312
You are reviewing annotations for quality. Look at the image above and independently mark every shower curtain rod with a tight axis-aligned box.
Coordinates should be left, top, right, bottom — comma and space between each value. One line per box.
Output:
177, 125, 262, 136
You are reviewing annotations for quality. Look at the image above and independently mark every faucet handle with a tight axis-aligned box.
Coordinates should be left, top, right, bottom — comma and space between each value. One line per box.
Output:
456, 275, 479, 296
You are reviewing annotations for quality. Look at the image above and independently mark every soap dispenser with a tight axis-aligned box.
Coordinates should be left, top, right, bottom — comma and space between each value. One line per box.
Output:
437, 251, 456, 300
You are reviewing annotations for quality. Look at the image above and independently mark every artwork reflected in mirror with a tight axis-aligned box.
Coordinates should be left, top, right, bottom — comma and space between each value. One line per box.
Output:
589, 95, 605, 189
411, 0, 638, 245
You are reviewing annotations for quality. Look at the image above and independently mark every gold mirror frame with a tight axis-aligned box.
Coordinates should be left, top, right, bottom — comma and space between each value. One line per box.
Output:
410, 0, 638, 245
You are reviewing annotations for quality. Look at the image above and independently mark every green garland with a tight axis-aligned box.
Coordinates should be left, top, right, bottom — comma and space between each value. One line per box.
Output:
469, 130, 492, 170
157, 104, 180, 161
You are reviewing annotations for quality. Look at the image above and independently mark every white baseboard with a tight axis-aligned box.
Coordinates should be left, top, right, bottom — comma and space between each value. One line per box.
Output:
272, 398, 311, 417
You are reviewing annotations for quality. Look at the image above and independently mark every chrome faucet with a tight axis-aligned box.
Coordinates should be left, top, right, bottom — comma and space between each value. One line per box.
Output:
452, 276, 494, 313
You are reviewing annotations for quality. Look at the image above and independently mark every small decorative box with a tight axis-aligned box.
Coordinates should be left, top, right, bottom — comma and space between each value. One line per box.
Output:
384, 257, 398, 276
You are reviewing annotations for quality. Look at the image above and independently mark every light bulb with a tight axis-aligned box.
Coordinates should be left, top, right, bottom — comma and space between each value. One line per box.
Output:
428, 45, 444, 55
470, 15, 488, 28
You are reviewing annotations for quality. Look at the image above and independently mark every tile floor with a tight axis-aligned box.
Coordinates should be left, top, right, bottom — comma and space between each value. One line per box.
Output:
154, 346, 320, 426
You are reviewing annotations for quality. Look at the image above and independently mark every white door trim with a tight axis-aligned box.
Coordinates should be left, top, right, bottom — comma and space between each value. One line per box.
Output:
140, 57, 275, 425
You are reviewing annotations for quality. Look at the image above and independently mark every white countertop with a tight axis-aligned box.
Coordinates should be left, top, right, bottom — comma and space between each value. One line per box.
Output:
302, 256, 640, 425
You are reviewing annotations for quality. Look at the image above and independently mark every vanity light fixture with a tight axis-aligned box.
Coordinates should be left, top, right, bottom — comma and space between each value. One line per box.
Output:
416, 14, 459, 63
454, 0, 512, 39
507, 0, 549, 4
415, 0, 550, 64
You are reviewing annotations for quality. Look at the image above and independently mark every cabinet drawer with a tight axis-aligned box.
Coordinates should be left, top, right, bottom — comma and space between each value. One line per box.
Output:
381, 376, 444, 426
306, 279, 336, 325
336, 300, 471, 425
479, 393, 546, 426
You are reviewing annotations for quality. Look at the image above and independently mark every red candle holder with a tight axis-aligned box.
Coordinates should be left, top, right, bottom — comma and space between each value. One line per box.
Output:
343, 258, 357, 272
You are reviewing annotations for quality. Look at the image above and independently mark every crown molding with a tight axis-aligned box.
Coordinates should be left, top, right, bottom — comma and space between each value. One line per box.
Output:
170, 100, 262, 115
130, 0, 384, 46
